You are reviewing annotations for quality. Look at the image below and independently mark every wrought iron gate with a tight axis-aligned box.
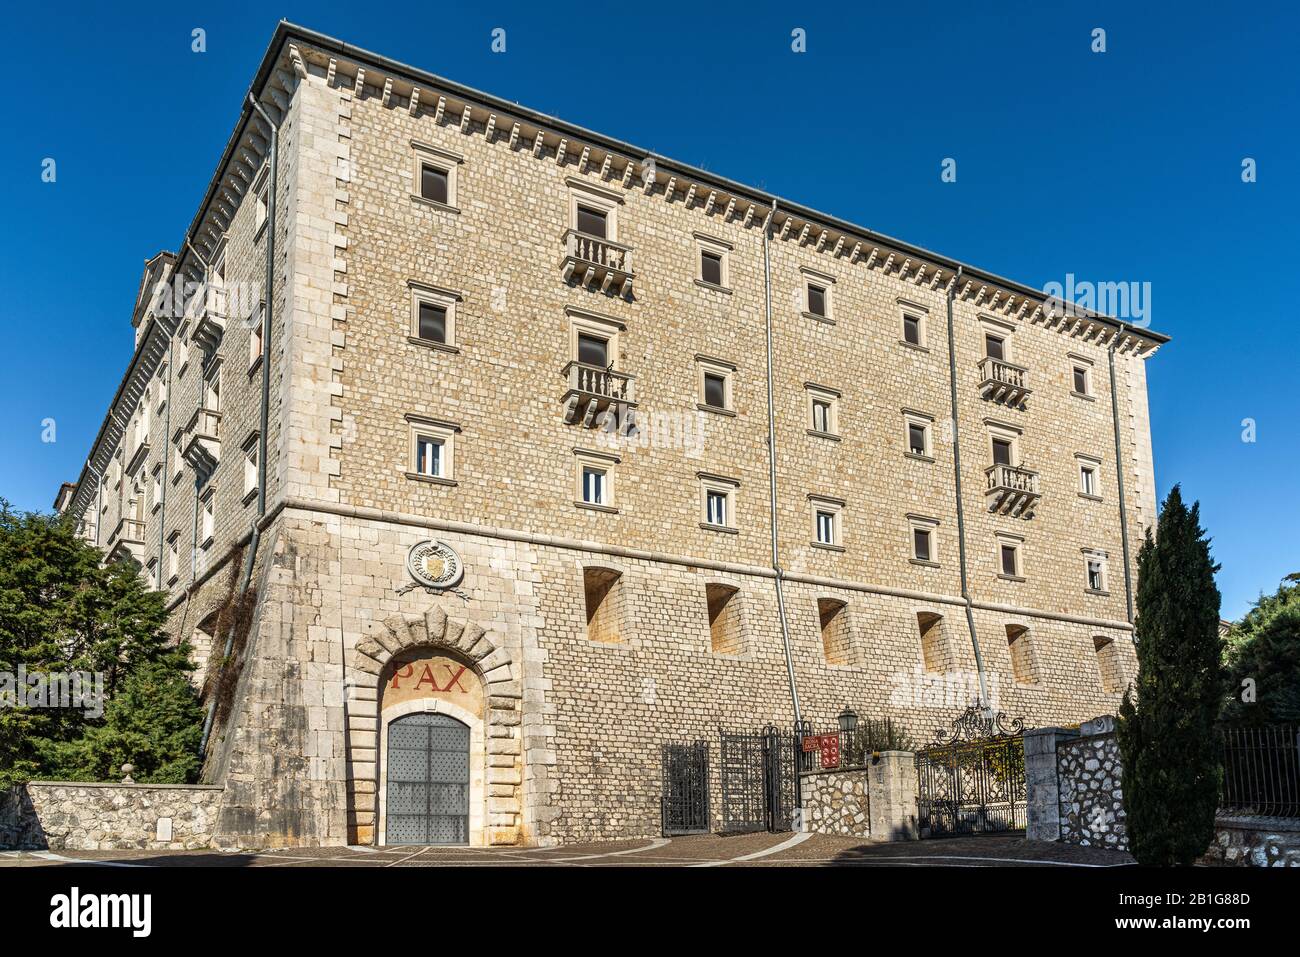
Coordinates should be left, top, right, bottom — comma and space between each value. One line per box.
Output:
915, 705, 1027, 838
719, 726, 795, 834
661, 740, 710, 835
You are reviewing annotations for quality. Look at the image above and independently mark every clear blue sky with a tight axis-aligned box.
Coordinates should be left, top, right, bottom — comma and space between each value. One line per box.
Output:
1, 1, 1295, 618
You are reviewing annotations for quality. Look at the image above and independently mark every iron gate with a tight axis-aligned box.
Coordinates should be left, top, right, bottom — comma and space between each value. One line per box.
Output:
915, 705, 1027, 838
661, 740, 710, 835
719, 726, 795, 834
385, 712, 470, 845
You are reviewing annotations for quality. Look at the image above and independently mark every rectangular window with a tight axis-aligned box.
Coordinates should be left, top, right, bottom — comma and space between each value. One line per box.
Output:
420, 164, 449, 205
405, 416, 459, 483
243, 437, 259, 499
582, 466, 606, 505
411, 141, 461, 209
703, 372, 727, 410
417, 301, 447, 343
167, 534, 179, 583
908, 423, 928, 456
151, 465, 162, 511
1080, 463, 1097, 496
1087, 558, 1105, 592
200, 490, 215, 547
415, 434, 444, 477
249, 302, 265, 367
913, 527, 932, 562
812, 399, 832, 434
576, 204, 608, 239
903, 315, 922, 346
700, 474, 739, 530
909, 515, 940, 565
816, 510, 835, 545
992, 437, 1013, 467
985, 334, 1005, 361
809, 496, 844, 548
806, 283, 827, 318
1000, 543, 1019, 577
577, 332, 609, 368
706, 490, 728, 527
700, 250, 723, 287
1072, 364, 1091, 396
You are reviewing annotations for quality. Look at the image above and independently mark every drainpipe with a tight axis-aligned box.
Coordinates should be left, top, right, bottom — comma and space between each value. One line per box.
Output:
198, 91, 279, 759
1107, 322, 1136, 625
762, 200, 804, 732
943, 267, 991, 710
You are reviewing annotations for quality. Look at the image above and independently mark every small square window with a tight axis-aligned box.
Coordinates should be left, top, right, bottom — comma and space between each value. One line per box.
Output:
420, 164, 449, 205
409, 284, 460, 349
697, 358, 735, 414
903, 315, 922, 346
807, 385, 840, 437
807, 283, 827, 318
701, 250, 723, 287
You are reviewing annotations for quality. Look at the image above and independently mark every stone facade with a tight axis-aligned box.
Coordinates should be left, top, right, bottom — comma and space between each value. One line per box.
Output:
1, 783, 223, 851
56, 23, 1169, 848
801, 770, 872, 837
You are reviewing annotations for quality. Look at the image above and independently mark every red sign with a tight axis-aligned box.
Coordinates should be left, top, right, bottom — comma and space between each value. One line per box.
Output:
802, 733, 840, 768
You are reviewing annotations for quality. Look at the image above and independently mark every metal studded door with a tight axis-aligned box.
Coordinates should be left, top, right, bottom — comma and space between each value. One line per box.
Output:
386, 712, 470, 845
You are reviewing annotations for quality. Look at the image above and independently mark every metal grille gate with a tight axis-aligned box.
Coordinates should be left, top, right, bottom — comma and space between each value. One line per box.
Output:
661, 741, 710, 835
915, 705, 1027, 838
386, 712, 470, 845
719, 726, 795, 834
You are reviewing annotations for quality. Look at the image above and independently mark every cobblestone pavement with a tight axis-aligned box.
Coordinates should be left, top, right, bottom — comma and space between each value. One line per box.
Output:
0, 832, 1134, 867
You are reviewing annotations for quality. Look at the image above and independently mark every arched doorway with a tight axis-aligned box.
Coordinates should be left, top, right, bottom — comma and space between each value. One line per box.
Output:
385, 712, 470, 845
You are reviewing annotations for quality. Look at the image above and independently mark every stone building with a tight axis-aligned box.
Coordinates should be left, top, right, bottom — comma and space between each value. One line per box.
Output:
56, 22, 1168, 848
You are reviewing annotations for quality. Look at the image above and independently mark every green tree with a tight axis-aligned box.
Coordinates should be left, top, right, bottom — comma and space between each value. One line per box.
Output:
1117, 485, 1224, 866
1221, 574, 1300, 725
0, 501, 202, 788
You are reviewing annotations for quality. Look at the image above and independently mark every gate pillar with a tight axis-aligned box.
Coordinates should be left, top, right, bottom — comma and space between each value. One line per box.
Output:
868, 751, 919, 841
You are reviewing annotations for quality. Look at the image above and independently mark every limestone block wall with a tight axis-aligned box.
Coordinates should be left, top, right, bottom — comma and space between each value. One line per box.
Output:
1, 783, 223, 851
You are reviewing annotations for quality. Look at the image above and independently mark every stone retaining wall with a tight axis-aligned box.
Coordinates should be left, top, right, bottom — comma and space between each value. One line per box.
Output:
801, 769, 871, 836
0, 782, 224, 851
798, 750, 917, 841
1025, 716, 1300, 866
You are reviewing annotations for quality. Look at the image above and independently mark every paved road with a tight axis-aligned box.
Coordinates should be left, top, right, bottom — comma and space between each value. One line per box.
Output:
1, 831, 1133, 867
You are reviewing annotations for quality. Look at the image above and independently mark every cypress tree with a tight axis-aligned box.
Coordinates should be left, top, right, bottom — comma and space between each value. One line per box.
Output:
1117, 485, 1224, 865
